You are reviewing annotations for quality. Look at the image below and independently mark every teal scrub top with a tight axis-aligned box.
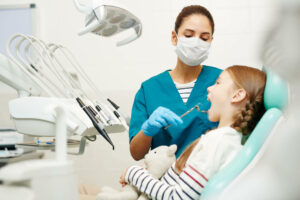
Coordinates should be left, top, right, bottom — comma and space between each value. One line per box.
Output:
129, 65, 222, 157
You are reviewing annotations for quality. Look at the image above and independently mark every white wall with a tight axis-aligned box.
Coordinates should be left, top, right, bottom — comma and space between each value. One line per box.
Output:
0, 0, 279, 188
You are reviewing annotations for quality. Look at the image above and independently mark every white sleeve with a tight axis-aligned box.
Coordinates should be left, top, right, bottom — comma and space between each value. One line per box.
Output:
186, 133, 222, 180
217, 140, 243, 171
124, 131, 242, 200
187, 133, 242, 182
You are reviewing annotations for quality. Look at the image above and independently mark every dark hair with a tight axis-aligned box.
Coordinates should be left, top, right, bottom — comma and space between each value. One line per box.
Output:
175, 5, 215, 34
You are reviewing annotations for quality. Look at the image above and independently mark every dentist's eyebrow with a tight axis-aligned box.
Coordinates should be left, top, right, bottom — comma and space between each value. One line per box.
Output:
184, 29, 195, 33
201, 32, 211, 36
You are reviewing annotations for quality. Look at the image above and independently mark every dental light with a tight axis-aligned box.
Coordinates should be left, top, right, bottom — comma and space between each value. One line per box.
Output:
73, 0, 142, 46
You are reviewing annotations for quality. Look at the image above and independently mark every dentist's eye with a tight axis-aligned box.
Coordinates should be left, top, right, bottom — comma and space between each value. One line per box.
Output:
185, 35, 192, 38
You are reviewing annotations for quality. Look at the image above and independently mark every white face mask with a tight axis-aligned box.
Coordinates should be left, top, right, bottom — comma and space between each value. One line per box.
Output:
175, 35, 211, 66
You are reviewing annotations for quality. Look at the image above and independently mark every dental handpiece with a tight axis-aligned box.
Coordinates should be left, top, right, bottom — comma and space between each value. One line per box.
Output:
95, 104, 112, 126
164, 104, 207, 130
89, 105, 108, 126
76, 97, 115, 150
107, 98, 129, 131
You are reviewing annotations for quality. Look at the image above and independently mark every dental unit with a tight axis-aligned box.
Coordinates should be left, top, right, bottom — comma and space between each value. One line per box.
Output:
0, 106, 80, 200
47, 42, 130, 131
0, 32, 132, 198
0, 1, 143, 199
0, 31, 134, 153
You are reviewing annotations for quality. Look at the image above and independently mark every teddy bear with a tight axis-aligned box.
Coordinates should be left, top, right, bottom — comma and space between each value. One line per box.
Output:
96, 144, 177, 200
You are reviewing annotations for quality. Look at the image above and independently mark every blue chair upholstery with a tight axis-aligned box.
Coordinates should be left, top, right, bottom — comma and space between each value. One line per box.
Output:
201, 68, 288, 200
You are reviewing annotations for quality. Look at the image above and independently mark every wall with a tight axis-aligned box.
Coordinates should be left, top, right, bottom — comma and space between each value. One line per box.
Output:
0, 0, 279, 188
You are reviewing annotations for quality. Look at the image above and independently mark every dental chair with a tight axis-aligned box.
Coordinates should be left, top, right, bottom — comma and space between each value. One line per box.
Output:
201, 67, 288, 200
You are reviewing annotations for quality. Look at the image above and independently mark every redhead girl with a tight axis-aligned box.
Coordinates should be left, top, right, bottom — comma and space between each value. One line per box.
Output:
120, 65, 266, 200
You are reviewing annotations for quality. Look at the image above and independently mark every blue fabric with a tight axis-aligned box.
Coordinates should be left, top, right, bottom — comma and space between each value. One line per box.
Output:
129, 66, 222, 157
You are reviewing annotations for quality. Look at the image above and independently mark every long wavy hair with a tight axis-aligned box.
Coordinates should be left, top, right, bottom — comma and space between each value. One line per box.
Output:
175, 65, 266, 173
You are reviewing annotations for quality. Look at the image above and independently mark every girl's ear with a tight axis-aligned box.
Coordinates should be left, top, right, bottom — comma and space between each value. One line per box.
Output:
171, 31, 177, 46
231, 88, 247, 103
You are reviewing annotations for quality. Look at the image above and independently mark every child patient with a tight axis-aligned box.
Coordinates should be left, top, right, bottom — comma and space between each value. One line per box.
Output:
119, 65, 266, 200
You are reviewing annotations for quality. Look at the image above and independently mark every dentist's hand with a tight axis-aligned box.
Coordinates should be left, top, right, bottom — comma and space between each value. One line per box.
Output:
141, 107, 183, 137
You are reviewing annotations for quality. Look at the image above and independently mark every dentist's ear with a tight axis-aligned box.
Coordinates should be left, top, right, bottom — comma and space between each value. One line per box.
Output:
231, 88, 247, 103
171, 31, 178, 46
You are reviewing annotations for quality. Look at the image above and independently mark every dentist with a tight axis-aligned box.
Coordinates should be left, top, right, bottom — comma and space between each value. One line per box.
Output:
129, 5, 222, 160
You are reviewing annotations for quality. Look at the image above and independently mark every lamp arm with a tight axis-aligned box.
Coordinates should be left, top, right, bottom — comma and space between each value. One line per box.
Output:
73, 0, 92, 14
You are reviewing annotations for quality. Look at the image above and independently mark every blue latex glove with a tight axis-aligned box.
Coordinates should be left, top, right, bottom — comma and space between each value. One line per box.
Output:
141, 107, 183, 137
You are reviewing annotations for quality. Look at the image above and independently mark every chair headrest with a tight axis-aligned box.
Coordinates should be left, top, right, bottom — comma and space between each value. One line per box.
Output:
263, 67, 288, 110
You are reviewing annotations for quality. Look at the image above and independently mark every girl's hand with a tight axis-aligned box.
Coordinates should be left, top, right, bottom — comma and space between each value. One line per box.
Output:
119, 167, 129, 187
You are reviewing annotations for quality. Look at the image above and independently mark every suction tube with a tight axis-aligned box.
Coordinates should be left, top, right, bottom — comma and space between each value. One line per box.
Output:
76, 97, 114, 149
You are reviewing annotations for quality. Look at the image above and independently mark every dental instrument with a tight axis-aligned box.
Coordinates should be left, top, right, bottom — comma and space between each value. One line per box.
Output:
107, 98, 129, 131
48, 44, 126, 132
76, 97, 114, 149
46, 41, 125, 134
44, 44, 119, 130
73, 0, 142, 46
37, 39, 126, 134
0, 33, 129, 152
164, 103, 207, 130
48, 43, 129, 131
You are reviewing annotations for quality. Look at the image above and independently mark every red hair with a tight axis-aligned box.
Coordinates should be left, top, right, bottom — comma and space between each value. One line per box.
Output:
175, 65, 266, 173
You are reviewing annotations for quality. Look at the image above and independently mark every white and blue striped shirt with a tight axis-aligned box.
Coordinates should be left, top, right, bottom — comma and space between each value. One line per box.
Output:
174, 80, 196, 104
125, 127, 243, 200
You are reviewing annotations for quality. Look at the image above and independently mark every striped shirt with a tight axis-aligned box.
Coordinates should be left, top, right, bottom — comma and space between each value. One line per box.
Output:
125, 127, 243, 200
174, 80, 196, 104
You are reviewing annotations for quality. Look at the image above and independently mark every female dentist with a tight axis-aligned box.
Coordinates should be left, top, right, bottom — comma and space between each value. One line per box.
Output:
129, 5, 222, 160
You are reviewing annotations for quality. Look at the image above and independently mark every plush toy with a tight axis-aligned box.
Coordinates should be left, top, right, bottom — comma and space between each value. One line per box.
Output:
97, 144, 177, 200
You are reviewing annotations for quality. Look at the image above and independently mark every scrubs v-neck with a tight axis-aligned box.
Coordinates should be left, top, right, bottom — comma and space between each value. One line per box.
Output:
129, 65, 222, 157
